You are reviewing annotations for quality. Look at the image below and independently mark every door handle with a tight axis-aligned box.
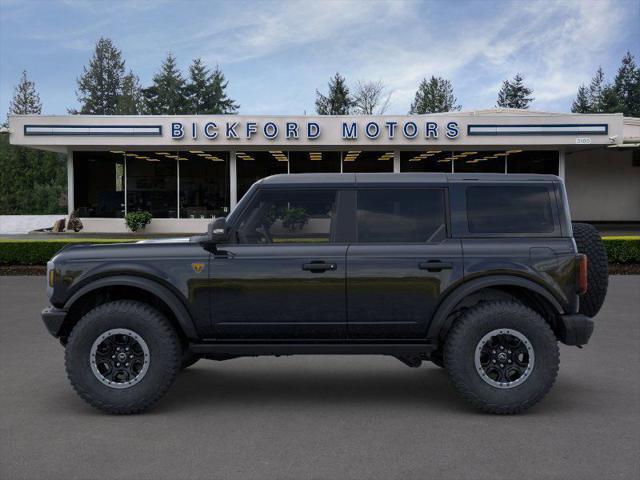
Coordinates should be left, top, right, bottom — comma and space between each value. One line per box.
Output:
418, 261, 453, 272
302, 262, 337, 272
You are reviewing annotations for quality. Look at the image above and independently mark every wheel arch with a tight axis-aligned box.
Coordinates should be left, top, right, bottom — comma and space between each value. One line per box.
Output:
60, 275, 198, 342
427, 275, 565, 341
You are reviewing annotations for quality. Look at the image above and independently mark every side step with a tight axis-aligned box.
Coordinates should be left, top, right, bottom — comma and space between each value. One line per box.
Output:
190, 342, 436, 356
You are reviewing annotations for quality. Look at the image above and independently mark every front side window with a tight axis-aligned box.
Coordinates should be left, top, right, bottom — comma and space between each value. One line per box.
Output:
356, 189, 446, 243
236, 189, 337, 244
466, 185, 555, 233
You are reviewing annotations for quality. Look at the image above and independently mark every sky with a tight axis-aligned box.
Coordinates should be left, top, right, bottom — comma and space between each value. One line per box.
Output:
0, 0, 638, 117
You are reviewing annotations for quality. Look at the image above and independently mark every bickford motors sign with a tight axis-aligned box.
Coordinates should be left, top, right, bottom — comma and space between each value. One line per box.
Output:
171, 119, 461, 141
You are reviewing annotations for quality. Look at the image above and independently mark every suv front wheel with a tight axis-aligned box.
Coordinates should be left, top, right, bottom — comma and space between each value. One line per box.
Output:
65, 300, 182, 414
444, 301, 559, 414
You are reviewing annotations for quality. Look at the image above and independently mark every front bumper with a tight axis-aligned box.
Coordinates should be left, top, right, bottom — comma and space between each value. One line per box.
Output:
42, 306, 67, 338
558, 314, 594, 346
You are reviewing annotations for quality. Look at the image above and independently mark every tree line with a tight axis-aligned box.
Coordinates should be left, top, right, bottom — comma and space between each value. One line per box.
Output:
1, 37, 639, 216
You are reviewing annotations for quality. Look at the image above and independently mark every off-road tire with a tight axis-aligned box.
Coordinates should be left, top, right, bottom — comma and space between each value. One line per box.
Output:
444, 301, 559, 414
572, 222, 608, 317
65, 300, 181, 414
181, 350, 201, 369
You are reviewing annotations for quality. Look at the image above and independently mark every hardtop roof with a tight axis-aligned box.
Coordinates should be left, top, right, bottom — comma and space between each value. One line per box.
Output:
257, 172, 560, 188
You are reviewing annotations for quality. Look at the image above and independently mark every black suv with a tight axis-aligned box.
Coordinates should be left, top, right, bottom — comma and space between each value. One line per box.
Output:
42, 173, 608, 414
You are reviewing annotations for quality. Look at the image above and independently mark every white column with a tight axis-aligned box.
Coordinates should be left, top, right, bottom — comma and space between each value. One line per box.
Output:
393, 150, 400, 173
229, 150, 237, 210
558, 148, 566, 179
176, 158, 180, 219
66, 149, 74, 215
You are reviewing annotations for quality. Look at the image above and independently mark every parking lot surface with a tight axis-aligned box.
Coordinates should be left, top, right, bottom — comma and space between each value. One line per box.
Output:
1, 275, 639, 480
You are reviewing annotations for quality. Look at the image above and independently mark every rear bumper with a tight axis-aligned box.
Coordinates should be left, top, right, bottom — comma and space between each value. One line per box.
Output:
558, 314, 594, 346
42, 306, 67, 338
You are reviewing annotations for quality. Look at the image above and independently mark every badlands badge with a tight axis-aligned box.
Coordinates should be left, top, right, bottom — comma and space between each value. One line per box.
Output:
191, 262, 205, 273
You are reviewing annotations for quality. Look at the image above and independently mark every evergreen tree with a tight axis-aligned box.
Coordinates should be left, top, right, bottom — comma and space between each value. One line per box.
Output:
207, 65, 239, 114
185, 59, 239, 114
613, 51, 640, 117
496, 73, 534, 109
409, 76, 460, 114
9, 70, 42, 116
75, 37, 126, 114
571, 85, 591, 113
1, 70, 66, 214
587, 67, 607, 112
143, 53, 188, 114
116, 71, 144, 115
315, 73, 353, 115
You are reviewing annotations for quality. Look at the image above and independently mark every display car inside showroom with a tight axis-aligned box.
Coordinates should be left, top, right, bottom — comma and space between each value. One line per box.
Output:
7, 109, 640, 233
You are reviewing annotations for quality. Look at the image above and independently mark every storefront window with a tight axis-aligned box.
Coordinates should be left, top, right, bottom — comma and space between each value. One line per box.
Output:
237, 151, 288, 200
400, 151, 453, 172
454, 151, 506, 173
289, 151, 341, 173
73, 151, 125, 217
342, 151, 394, 173
507, 150, 559, 174
178, 151, 229, 218
126, 152, 177, 218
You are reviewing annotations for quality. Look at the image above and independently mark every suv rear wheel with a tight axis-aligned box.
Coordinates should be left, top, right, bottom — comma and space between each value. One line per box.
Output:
444, 301, 559, 414
65, 300, 182, 414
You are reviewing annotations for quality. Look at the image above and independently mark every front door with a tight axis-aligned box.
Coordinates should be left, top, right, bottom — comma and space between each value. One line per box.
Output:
346, 188, 463, 339
210, 188, 347, 339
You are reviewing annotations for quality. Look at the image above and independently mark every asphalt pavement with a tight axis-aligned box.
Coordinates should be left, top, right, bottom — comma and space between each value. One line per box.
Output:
0, 275, 638, 480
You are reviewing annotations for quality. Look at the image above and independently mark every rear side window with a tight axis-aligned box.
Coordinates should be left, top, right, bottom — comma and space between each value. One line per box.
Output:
356, 189, 446, 243
466, 186, 555, 234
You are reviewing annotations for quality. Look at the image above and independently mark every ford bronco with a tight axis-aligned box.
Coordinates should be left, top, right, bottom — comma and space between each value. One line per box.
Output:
42, 173, 608, 414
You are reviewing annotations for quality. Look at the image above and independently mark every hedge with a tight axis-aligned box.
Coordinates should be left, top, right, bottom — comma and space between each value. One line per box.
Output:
1, 236, 639, 266
602, 236, 640, 264
0, 239, 141, 265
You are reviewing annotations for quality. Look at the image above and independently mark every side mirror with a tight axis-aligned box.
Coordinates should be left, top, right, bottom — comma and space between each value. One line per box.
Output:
208, 217, 228, 243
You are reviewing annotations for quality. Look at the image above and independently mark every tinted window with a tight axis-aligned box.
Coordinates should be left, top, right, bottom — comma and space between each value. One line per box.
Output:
466, 186, 555, 233
356, 189, 446, 243
237, 189, 337, 244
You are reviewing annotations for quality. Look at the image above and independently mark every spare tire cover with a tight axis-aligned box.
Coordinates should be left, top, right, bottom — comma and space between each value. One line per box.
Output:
572, 223, 608, 317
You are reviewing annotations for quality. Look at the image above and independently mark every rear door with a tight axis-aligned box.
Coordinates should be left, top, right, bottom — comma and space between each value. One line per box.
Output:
346, 187, 463, 339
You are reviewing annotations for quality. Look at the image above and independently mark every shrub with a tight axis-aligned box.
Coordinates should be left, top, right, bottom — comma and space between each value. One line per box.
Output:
66, 210, 83, 232
602, 236, 640, 264
125, 211, 152, 232
0, 239, 140, 265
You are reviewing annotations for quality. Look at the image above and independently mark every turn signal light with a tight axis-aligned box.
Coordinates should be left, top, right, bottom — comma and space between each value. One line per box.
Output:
577, 254, 588, 295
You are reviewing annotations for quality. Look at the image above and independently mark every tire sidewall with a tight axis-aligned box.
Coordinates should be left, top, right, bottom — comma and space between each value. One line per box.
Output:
66, 301, 180, 409
445, 303, 559, 410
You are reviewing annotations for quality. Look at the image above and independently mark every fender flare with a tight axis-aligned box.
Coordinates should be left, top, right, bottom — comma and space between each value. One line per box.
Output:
426, 275, 565, 340
63, 275, 198, 339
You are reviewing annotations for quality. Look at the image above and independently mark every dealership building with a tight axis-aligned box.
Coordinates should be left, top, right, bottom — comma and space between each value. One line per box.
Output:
8, 109, 640, 233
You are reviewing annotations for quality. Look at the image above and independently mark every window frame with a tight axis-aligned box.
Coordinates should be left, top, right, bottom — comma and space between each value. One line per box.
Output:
227, 187, 347, 245
451, 182, 562, 238
351, 187, 450, 245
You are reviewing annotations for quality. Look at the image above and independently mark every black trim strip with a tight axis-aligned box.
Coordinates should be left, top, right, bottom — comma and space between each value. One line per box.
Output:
24, 124, 163, 137
467, 123, 608, 136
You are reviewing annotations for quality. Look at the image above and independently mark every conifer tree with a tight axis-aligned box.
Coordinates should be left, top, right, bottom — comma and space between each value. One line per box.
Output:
143, 53, 188, 114
185, 59, 239, 114
9, 70, 42, 116
613, 51, 640, 117
571, 85, 591, 113
75, 38, 126, 114
409, 76, 460, 114
496, 74, 534, 109
315, 73, 353, 115
116, 71, 144, 115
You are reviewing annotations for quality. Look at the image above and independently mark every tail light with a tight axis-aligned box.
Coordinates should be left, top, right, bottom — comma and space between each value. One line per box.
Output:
577, 254, 588, 295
